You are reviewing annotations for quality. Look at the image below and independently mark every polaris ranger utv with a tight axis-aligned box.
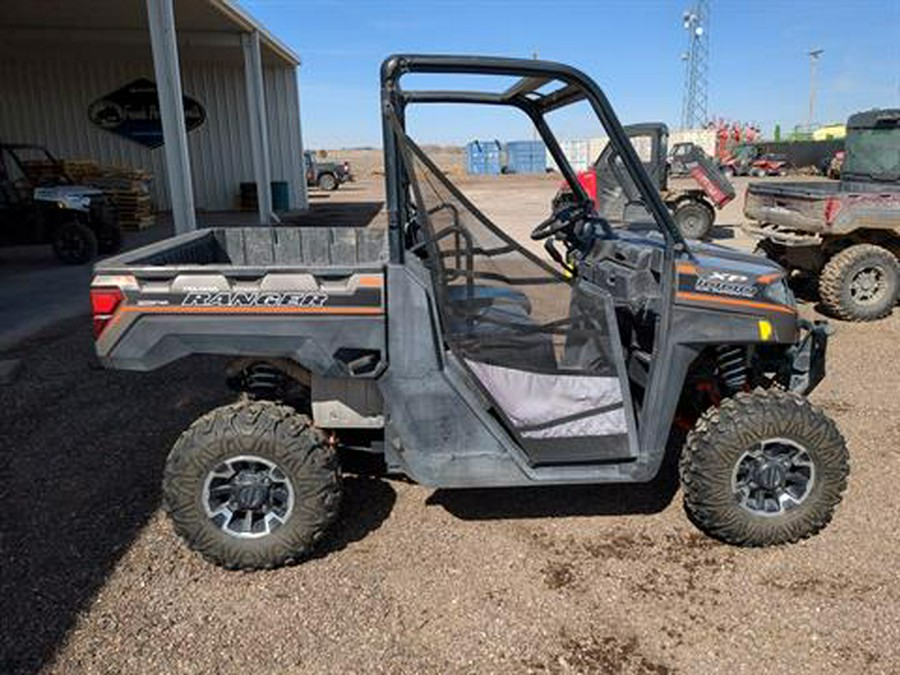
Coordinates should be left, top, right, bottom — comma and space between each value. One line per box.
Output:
745, 109, 900, 322
552, 123, 735, 239
92, 56, 848, 570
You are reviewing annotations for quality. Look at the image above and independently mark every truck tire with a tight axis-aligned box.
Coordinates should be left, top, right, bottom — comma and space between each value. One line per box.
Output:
680, 388, 848, 547
317, 172, 338, 191
673, 200, 713, 239
163, 401, 341, 570
819, 244, 899, 321
51, 221, 98, 265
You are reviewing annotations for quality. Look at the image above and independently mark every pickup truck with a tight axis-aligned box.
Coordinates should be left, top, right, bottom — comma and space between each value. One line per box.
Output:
744, 109, 900, 321
303, 150, 352, 191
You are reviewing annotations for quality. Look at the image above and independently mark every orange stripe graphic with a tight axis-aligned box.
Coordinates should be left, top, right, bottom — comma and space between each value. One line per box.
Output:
676, 291, 796, 315
356, 275, 384, 288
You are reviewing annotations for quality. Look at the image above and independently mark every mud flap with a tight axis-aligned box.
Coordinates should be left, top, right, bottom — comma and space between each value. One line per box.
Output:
788, 319, 831, 395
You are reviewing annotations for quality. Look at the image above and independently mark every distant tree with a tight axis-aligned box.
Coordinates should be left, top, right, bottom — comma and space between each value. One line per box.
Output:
774, 124, 781, 142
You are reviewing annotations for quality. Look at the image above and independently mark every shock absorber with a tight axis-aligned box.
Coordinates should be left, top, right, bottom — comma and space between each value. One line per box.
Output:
716, 345, 748, 394
234, 362, 288, 400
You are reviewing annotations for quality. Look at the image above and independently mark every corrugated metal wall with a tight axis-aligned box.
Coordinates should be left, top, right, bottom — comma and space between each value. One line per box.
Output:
0, 57, 306, 211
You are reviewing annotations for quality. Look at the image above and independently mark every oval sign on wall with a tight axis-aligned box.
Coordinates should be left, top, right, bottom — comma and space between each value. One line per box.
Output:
88, 78, 206, 149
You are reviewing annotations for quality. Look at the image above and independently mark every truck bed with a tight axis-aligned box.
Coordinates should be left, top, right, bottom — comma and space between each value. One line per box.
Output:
93, 227, 389, 373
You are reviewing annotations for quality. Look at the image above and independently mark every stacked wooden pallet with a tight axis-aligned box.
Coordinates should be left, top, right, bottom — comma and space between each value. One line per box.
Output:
23, 160, 156, 230
86, 167, 155, 231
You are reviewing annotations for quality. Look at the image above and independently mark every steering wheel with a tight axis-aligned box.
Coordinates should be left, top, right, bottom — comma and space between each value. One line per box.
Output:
530, 203, 586, 241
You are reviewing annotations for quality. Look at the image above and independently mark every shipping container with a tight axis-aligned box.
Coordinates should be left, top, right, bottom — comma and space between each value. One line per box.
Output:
465, 140, 503, 175
546, 139, 590, 172
504, 140, 546, 174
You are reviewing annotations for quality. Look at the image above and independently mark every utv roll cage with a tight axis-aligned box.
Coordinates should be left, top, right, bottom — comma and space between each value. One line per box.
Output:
379, 55, 689, 263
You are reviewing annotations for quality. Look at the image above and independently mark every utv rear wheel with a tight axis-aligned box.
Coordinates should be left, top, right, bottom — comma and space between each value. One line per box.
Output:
317, 172, 338, 191
819, 244, 898, 321
163, 401, 341, 570
96, 225, 123, 255
673, 201, 713, 239
680, 389, 848, 547
51, 221, 98, 264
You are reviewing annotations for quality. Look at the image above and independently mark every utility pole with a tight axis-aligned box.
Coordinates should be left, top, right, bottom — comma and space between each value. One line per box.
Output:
808, 49, 824, 133
680, 0, 710, 130
532, 50, 539, 143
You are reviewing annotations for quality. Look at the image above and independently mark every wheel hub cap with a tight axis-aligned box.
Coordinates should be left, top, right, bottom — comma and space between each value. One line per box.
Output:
754, 461, 786, 490
732, 438, 815, 516
203, 456, 294, 539
850, 266, 884, 304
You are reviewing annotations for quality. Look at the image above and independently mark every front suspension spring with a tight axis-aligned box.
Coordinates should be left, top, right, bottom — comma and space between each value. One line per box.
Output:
716, 345, 748, 393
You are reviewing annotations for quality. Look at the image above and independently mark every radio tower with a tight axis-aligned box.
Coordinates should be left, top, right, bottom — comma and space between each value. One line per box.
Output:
680, 0, 710, 129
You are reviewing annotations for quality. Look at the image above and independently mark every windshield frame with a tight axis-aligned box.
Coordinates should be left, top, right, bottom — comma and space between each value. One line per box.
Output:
380, 54, 688, 264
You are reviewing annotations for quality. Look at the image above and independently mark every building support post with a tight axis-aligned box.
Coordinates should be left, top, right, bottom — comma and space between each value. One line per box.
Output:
146, 0, 196, 234
242, 31, 273, 225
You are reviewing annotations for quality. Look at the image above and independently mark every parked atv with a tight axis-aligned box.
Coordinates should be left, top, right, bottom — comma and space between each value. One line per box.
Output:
750, 153, 789, 177
92, 55, 848, 570
0, 144, 121, 264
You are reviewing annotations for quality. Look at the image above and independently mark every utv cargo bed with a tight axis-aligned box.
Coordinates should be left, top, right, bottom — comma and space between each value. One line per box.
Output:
98, 226, 388, 270
93, 227, 388, 373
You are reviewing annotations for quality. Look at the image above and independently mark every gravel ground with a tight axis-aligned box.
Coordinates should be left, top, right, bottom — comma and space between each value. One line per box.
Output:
1, 176, 899, 674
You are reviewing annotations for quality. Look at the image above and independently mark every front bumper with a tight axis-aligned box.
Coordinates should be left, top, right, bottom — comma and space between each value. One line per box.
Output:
787, 319, 831, 395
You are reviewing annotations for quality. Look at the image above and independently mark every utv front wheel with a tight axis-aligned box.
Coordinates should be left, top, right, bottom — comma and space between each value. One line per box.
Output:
680, 389, 848, 547
51, 221, 98, 264
163, 401, 341, 570
819, 244, 899, 321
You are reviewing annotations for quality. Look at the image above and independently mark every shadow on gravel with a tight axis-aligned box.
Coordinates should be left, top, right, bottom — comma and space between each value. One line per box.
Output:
428, 443, 682, 521
0, 318, 230, 675
309, 474, 397, 561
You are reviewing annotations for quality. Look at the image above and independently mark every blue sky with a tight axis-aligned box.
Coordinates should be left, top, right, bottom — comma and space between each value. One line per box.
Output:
241, 0, 900, 149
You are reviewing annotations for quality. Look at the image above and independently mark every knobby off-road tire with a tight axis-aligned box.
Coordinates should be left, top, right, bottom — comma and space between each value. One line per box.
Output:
673, 201, 713, 240
51, 221, 98, 264
680, 388, 848, 547
819, 244, 899, 321
163, 401, 341, 570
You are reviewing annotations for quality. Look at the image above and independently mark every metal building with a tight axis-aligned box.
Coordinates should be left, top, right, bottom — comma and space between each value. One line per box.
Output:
0, 0, 307, 232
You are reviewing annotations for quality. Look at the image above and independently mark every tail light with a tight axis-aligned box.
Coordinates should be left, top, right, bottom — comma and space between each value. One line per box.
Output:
824, 197, 842, 227
90, 287, 124, 338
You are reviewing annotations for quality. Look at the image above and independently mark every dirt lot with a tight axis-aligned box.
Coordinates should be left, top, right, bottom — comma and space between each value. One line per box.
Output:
2, 174, 899, 675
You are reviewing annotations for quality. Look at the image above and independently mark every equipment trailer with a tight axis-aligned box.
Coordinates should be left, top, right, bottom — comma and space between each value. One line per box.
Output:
93, 56, 848, 570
